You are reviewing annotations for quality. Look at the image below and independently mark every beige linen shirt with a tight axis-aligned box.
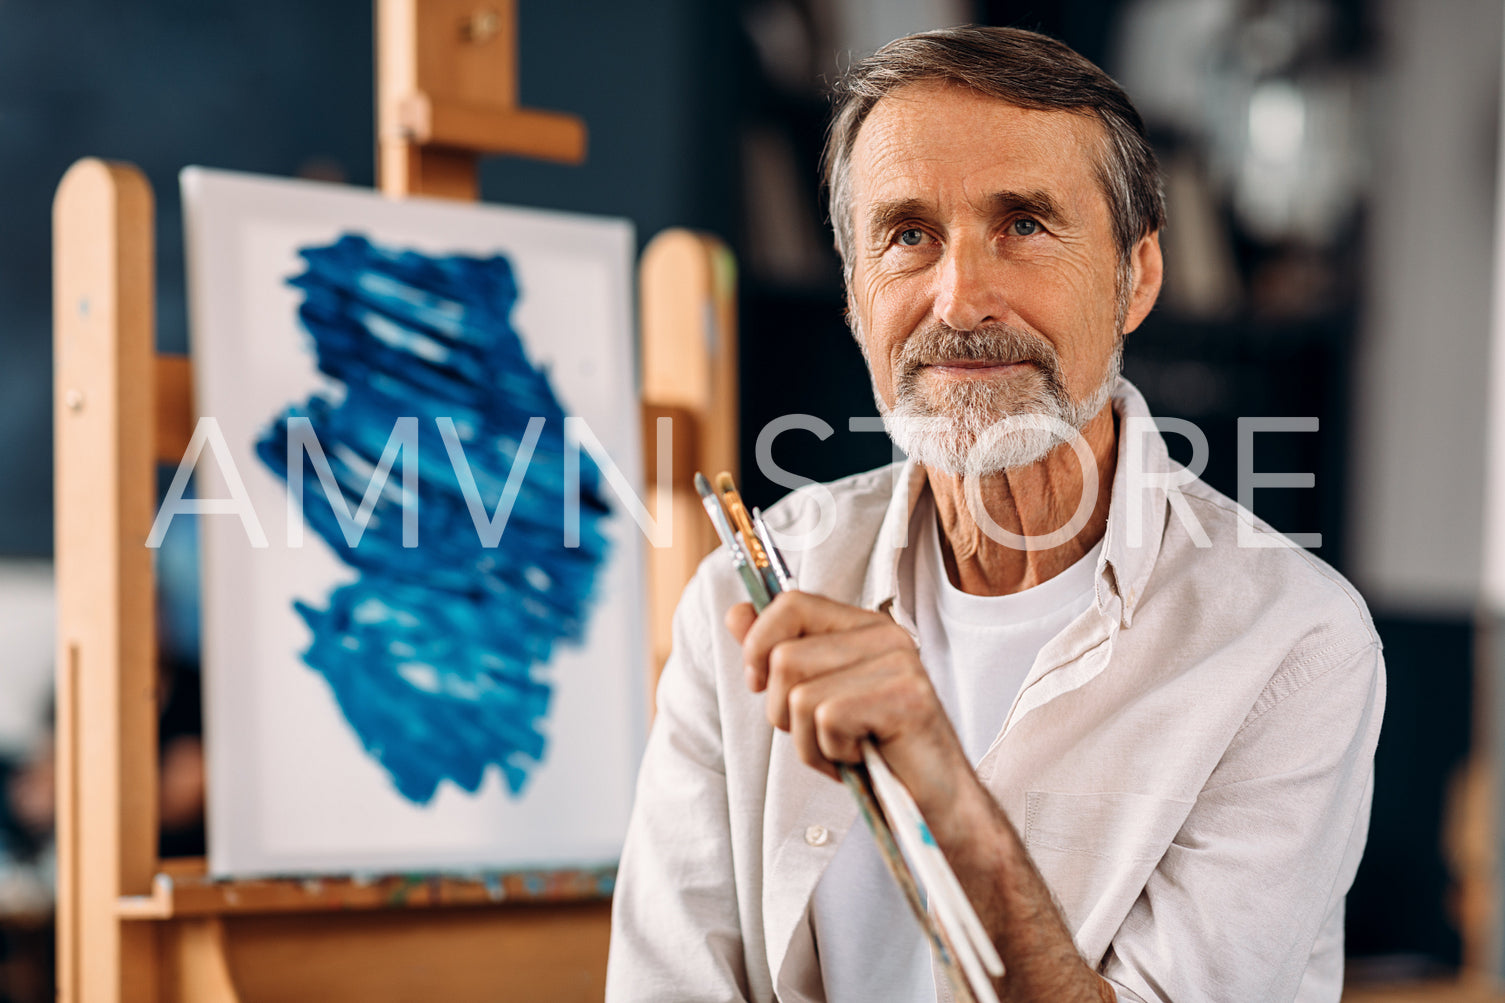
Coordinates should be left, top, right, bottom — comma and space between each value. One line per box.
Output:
607, 381, 1385, 1003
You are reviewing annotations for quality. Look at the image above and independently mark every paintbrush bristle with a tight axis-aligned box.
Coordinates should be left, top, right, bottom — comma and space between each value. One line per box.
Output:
694, 471, 714, 499
715, 471, 736, 495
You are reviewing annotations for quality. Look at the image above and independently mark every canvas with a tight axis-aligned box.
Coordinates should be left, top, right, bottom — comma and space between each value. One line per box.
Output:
178, 167, 646, 878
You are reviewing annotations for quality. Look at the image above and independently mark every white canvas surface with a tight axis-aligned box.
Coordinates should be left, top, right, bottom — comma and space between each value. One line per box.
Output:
181, 167, 646, 878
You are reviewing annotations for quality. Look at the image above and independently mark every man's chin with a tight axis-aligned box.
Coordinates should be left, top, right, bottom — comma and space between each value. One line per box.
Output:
961, 430, 1061, 475
884, 417, 1062, 477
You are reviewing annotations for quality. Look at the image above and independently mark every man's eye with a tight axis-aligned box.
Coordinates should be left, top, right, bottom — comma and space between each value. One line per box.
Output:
1010, 217, 1040, 236
897, 228, 926, 246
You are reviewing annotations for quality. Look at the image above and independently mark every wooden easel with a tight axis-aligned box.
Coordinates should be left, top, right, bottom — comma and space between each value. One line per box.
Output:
51, 2, 737, 999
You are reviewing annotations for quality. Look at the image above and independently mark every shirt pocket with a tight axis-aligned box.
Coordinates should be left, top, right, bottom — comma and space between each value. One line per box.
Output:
1023, 791, 1193, 959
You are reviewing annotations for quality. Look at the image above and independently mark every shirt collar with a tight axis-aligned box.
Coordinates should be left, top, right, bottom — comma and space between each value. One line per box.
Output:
859, 378, 1169, 630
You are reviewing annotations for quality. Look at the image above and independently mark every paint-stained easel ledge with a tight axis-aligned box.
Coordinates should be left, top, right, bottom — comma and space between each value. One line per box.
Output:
116, 858, 616, 919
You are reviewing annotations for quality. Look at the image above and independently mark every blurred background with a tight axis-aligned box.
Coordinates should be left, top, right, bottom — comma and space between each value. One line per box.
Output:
2, 0, 1503, 999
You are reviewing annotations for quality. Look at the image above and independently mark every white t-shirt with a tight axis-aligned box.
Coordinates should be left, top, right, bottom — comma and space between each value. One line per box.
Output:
812, 499, 1102, 1003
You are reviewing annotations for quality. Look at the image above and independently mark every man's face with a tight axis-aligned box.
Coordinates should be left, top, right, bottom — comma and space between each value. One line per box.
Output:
847, 80, 1156, 473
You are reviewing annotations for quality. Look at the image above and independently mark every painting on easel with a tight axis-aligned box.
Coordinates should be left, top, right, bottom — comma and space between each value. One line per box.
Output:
177, 167, 646, 878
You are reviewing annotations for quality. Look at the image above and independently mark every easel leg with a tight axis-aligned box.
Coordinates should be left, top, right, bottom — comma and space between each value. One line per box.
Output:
53, 158, 162, 1003
159, 919, 239, 1003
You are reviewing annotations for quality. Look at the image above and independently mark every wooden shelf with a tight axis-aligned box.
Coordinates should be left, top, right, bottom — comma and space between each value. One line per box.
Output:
1343, 976, 1505, 1002
117, 858, 614, 921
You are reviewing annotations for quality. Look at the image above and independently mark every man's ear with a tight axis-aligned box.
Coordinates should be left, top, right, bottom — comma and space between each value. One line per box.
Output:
1121, 231, 1164, 335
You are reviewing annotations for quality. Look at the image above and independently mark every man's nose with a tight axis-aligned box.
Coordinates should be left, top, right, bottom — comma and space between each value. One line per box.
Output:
933, 242, 1007, 332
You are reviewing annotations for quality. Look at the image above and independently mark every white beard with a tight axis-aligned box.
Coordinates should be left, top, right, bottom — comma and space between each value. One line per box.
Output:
862, 322, 1121, 476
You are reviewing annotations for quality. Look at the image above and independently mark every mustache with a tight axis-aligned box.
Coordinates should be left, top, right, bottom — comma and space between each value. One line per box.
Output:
895, 322, 1064, 383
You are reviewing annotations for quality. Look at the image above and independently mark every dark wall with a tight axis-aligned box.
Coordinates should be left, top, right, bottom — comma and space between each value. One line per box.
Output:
1346, 615, 1474, 968
486, 3, 740, 240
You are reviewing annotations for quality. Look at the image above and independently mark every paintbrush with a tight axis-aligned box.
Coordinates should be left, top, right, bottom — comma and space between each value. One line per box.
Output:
751, 506, 793, 593
694, 472, 770, 609
713, 471, 782, 599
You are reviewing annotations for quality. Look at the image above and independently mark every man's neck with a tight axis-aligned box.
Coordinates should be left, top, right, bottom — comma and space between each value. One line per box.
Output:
926, 405, 1118, 596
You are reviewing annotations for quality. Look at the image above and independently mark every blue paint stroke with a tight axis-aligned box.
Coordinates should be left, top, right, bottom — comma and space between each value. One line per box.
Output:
254, 233, 612, 805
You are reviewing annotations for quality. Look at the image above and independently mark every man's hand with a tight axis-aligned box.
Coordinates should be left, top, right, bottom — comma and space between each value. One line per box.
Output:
726, 590, 1116, 1003
725, 591, 982, 842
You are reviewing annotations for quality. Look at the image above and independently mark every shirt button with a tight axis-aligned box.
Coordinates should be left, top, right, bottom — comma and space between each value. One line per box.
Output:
805, 824, 829, 847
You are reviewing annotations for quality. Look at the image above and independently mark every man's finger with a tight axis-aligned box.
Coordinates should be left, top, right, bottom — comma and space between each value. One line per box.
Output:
741, 591, 887, 683
781, 657, 926, 776
754, 620, 905, 696
724, 602, 757, 644
786, 673, 846, 781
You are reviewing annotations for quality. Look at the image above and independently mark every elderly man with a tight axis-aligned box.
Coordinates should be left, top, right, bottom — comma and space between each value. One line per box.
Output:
607, 25, 1383, 1003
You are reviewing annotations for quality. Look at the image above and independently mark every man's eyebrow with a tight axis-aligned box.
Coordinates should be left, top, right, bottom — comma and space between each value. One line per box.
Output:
985, 189, 1070, 227
863, 198, 933, 243
862, 190, 1073, 243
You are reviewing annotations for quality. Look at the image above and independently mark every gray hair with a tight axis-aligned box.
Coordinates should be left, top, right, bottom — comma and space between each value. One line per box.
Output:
821, 26, 1165, 288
